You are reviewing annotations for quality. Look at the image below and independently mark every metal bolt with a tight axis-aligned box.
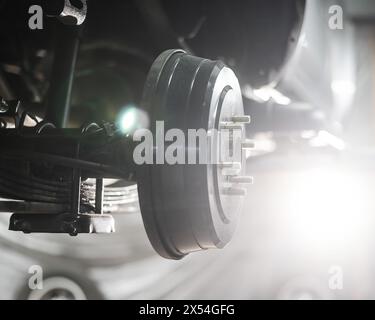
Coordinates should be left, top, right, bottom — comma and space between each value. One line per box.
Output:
231, 115, 251, 124
63, 223, 78, 236
242, 140, 255, 149
228, 176, 254, 184
222, 187, 247, 196
219, 162, 242, 176
220, 122, 243, 130
219, 162, 242, 170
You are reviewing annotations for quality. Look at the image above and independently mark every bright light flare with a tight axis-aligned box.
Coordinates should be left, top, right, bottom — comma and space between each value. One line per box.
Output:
331, 80, 356, 96
117, 105, 149, 135
331, 80, 356, 110
286, 168, 371, 254
120, 109, 136, 132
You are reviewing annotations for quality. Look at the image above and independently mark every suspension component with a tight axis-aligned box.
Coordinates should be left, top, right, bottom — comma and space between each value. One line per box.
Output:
45, 0, 88, 26
0, 49, 252, 259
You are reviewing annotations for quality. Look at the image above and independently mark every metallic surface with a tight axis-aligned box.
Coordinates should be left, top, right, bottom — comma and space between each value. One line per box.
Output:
45, 0, 87, 26
138, 49, 249, 259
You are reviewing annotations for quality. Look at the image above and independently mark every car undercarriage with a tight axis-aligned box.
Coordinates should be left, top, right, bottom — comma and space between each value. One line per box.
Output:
0, 0, 375, 301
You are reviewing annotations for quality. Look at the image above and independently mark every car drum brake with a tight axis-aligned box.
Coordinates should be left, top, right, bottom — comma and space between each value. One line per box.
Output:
137, 50, 252, 259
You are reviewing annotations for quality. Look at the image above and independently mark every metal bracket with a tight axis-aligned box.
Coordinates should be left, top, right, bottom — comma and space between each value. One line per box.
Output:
9, 213, 115, 236
45, 0, 88, 26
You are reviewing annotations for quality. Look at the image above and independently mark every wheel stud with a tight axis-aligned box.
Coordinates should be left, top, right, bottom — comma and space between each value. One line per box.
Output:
228, 176, 254, 184
230, 115, 251, 124
222, 187, 247, 196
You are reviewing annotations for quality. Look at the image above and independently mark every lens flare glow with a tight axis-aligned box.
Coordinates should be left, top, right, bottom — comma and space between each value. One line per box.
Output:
286, 168, 371, 253
119, 108, 137, 133
117, 106, 149, 135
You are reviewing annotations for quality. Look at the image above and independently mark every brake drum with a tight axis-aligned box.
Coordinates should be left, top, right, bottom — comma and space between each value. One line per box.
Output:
137, 50, 252, 259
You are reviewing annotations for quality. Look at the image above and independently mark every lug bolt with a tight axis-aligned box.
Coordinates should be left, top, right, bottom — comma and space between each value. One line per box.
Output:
228, 176, 254, 184
222, 187, 247, 196
242, 140, 255, 149
231, 115, 251, 124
